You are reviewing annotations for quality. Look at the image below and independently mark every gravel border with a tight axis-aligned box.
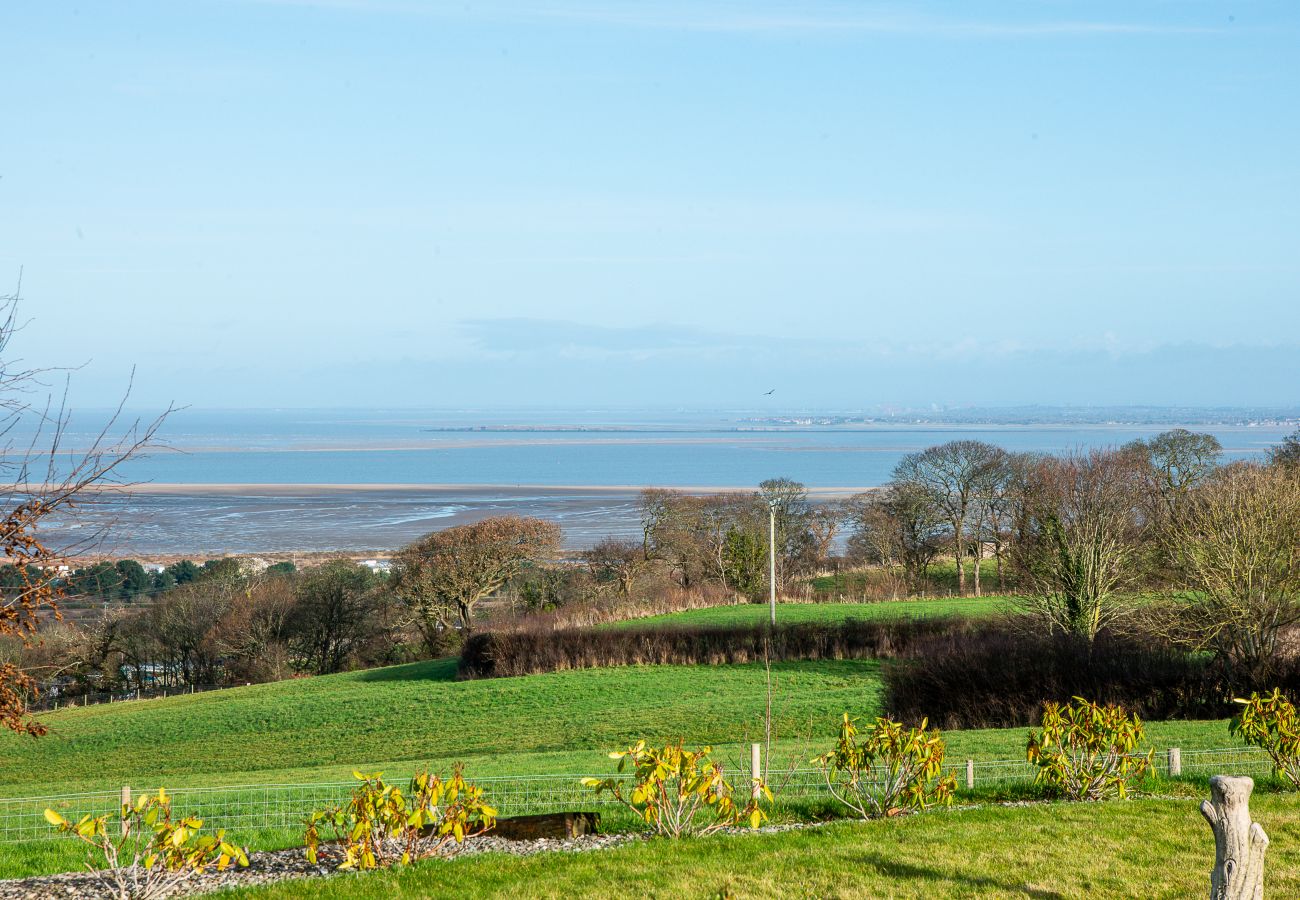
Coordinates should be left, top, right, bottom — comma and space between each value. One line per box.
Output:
0, 832, 640, 900
0, 822, 836, 899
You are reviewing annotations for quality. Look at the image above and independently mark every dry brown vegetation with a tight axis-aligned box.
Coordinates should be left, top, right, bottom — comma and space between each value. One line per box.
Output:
0, 288, 168, 734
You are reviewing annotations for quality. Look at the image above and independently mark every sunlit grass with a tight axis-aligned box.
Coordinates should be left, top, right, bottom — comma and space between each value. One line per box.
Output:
613, 596, 1009, 629
210, 794, 1300, 899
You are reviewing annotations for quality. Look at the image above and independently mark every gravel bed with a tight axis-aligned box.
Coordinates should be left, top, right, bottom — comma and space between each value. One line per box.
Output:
0, 832, 639, 899
0, 822, 839, 899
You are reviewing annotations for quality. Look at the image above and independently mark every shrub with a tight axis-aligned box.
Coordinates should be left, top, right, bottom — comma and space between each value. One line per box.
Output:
1232, 689, 1300, 788
1026, 698, 1154, 801
45, 788, 248, 900
459, 617, 971, 679
883, 620, 1229, 729
582, 740, 769, 838
305, 767, 496, 869
811, 714, 955, 819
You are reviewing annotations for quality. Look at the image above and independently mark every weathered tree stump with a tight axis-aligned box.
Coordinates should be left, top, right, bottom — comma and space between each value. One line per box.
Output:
1200, 775, 1269, 900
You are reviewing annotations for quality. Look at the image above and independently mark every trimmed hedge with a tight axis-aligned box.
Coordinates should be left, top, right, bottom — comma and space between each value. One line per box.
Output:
882, 621, 1230, 729
457, 617, 972, 680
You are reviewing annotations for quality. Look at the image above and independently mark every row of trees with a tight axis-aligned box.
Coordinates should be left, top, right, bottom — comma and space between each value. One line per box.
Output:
15, 415, 1300, 709
20, 519, 569, 692
632, 478, 840, 597
0, 558, 289, 606
856, 429, 1300, 682
27, 561, 407, 690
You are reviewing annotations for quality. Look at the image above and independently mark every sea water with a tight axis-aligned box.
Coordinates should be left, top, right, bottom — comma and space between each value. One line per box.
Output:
38, 409, 1292, 554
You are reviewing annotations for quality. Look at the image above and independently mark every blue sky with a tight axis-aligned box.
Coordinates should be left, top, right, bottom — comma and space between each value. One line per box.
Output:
2, 1, 1297, 409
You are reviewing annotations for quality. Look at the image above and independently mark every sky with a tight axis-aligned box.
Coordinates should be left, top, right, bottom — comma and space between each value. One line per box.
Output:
1, 0, 1297, 410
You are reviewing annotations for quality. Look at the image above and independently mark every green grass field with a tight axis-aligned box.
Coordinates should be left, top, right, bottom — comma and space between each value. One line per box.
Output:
810, 559, 1014, 599
615, 596, 1010, 629
210, 794, 1300, 899
0, 594, 1266, 885
0, 657, 887, 797
0, 650, 1243, 801
0, 597, 1010, 797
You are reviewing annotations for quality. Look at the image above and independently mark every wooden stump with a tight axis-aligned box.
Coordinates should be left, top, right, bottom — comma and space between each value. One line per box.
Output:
1200, 775, 1269, 900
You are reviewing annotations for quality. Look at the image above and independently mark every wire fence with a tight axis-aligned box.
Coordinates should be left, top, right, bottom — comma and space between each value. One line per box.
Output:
0, 746, 1277, 846
25, 684, 231, 713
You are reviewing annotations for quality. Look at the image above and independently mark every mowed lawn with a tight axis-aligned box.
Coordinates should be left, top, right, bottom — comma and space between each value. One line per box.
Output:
214, 795, 1300, 899
613, 596, 1012, 629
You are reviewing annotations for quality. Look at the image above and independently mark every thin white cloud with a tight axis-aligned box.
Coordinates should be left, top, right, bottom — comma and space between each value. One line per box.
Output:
222, 0, 1225, 38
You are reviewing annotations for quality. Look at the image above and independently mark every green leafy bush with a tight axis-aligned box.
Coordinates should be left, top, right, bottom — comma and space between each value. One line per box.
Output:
305, 767, 497, 869
1232, 689, 1300, 788
812, 713, 956, 819
1026, 698, 1153, 800
582, 740, 769, 838
45, 788, 248, 900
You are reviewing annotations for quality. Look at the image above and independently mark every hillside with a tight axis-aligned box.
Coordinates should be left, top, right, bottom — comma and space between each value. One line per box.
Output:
2, 648, 1236, 800
0, 657, 882, 796
611, 596, 1008, 629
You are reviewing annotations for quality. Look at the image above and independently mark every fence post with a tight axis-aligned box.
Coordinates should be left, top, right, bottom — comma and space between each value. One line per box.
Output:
1168, 748, 1182, 778
966, 760, 975, 790
751, 743, 762, 798
121, 785, 131, 836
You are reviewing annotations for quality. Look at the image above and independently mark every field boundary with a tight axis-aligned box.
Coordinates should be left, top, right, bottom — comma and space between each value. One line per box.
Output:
0, 746, 1274, 845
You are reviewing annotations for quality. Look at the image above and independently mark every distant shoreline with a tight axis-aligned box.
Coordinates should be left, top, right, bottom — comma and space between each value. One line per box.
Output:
101, 483, 879, 497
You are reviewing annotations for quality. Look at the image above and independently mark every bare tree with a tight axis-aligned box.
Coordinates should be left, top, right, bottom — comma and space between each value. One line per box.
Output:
288, 561, 383, 676
846, 485, 945, 595
1010, 449, 1147, 641
394, 516, 562, 646
758, 477, 814, 588
638, 488, 678, 561
1268, 427, 1300, 472
1162, 463, 1300, 682
151, 582, 234, 685
582, 536, 649, 598
215, 575, 298, 683
639, 490, 704, 588
0, 286, 169, 734
1130, 429, 1223, 505
978, 451, 1037, 593
892, 441, 1001, 595
639, 492, 753, 590
807, 500, 848, 567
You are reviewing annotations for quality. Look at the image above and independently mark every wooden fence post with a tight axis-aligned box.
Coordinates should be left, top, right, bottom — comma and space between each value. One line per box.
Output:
966, 759, 975, 790
1168, 748, 1182, 778
121, 785, 131, 836
751, 743, 762, 799
1201, 775, 1268, 900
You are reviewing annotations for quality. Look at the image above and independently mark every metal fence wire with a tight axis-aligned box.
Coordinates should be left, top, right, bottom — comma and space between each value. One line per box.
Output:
0, 746, 1276, 845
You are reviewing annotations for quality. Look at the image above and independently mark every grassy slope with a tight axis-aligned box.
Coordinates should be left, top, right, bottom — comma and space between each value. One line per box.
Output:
614, 596, 1010, 629
1, 597, 998, 796
0, 658, 883, 796
1, 651, 1240, 801
217, 795, 1300, 899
